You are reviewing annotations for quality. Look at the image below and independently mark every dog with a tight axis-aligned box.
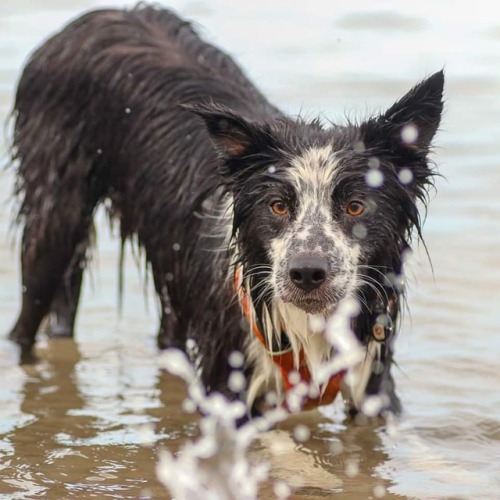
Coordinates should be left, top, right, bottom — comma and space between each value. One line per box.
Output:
8, 4, 443, 418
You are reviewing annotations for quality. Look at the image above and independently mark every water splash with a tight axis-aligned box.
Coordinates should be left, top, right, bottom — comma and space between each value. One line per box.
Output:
156, 298, 372, 498
157, 349, 286, 499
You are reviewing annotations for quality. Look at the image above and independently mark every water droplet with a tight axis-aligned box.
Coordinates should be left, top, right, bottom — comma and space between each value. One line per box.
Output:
265, 391, 278, 406
330, 440, 343, 454
352, 223, 367, 239
165, 272, 174, 281
228, 350, 244, 368
376, 314, 390, 327
308, 384, 319, 399
373, 484, 386, 498
125, 107, 131, 114
353, 140, 365, 153
361, 394, 390, 417
138, 423, 155, 447
228, 371, 246, 393
345, 458, 359, 477
268, 165, 276, 174
182, 398, 197, 414
273, 480, 291, 498
201, 199, 213, 211
398, 167, 413, 184
367, 156, 380, 169
293, 424, 310, 442
96, 148, 102, 155
365, 169, 384, 188
401, 123, 418, 144
288, 371, 301, 385
159, 349, 195, 383
172, 243, 181, 251
308, 315, 325, 333
401, 247, 413, 263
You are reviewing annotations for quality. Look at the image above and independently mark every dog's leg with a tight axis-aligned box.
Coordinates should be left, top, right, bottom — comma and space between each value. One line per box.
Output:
45, 222, 95, 338
154, 273, 182, 351
45, 265, 83, 338
44, 251, 85, 338
9, 189, 98, 354
364, 346, 402, 415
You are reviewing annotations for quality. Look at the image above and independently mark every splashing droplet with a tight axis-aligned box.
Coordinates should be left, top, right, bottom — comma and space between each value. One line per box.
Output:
345, 458, 360, 478
273, 480, 292, 498
229, 350, 244, 368
361, 394, 390, 417
228, 371, 246, 393
308, 315, 326, 333
293, 424, 311, 442
352, 223, 367, 239
401, 123, 418, 144
367, 156, 380, 169
398, 167, 414, 184
353, 140, 365, 153
182, 398, 197, 414
373, 484, 386, 498
365, 169, 384, 188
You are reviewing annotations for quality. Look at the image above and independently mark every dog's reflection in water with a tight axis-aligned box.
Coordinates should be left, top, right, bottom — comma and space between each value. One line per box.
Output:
254, 409, 394, 498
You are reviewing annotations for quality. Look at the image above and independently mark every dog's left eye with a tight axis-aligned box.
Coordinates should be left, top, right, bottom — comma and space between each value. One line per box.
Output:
346, 200, 365, 216
271, 200, 288, 216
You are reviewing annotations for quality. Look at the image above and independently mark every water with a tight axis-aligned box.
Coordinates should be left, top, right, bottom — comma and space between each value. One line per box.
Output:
1, 0, 499, 498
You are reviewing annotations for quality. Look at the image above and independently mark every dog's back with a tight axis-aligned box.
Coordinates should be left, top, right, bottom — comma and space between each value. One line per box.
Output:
10, 5, 278, 392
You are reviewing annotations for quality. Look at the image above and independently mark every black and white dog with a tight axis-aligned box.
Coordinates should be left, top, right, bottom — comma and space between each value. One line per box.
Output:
8, 5, 443, 417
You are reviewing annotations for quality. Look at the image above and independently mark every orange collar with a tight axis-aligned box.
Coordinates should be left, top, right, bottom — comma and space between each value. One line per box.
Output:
234, 266, 345, 410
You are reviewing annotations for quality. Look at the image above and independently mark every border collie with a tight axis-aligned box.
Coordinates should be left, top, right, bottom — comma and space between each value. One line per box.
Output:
8, 5, 443, 418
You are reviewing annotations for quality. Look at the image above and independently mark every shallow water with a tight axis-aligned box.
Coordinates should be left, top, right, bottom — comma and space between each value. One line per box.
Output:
1, 1, 499, 498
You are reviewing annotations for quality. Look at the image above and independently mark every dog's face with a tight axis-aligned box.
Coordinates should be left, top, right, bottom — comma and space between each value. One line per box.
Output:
193, 71, 443, 317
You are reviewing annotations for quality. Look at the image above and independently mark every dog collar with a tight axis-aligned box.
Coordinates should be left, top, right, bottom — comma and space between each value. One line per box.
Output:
234, 266, 345, 411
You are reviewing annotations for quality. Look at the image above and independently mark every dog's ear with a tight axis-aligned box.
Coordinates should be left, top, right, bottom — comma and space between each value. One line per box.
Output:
182, 102, 273, 158
360, 70, 444, 161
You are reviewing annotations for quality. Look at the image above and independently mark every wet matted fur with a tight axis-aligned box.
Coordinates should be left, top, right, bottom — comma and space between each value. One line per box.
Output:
8, 5, 443, 417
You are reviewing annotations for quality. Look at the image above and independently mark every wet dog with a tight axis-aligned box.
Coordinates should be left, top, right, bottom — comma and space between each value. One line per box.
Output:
8, 5, 443, 417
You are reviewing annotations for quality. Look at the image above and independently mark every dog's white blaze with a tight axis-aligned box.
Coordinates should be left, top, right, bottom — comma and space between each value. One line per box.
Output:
287, 145, 337, 190
245, 337, 282, 409
245, 302, 332, 410
276, 300, 332, 376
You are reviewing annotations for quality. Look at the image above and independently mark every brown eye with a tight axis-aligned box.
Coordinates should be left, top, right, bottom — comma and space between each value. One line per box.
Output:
347, 200, 364, 217
271, 200, 288, 216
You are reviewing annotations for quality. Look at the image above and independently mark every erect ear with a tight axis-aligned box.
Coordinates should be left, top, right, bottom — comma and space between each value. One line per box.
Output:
360, 70, 444, 160
182, 102, 272, 158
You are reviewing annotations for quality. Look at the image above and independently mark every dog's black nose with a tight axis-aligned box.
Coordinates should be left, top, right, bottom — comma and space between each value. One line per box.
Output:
289, 253, 328, 292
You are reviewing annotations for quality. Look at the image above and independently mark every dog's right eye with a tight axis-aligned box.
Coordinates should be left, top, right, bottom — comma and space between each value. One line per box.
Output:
271, 200, 288, 216
346, 200, 365, 217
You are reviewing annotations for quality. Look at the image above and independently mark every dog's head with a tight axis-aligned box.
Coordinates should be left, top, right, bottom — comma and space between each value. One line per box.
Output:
192, 71, 443, 320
